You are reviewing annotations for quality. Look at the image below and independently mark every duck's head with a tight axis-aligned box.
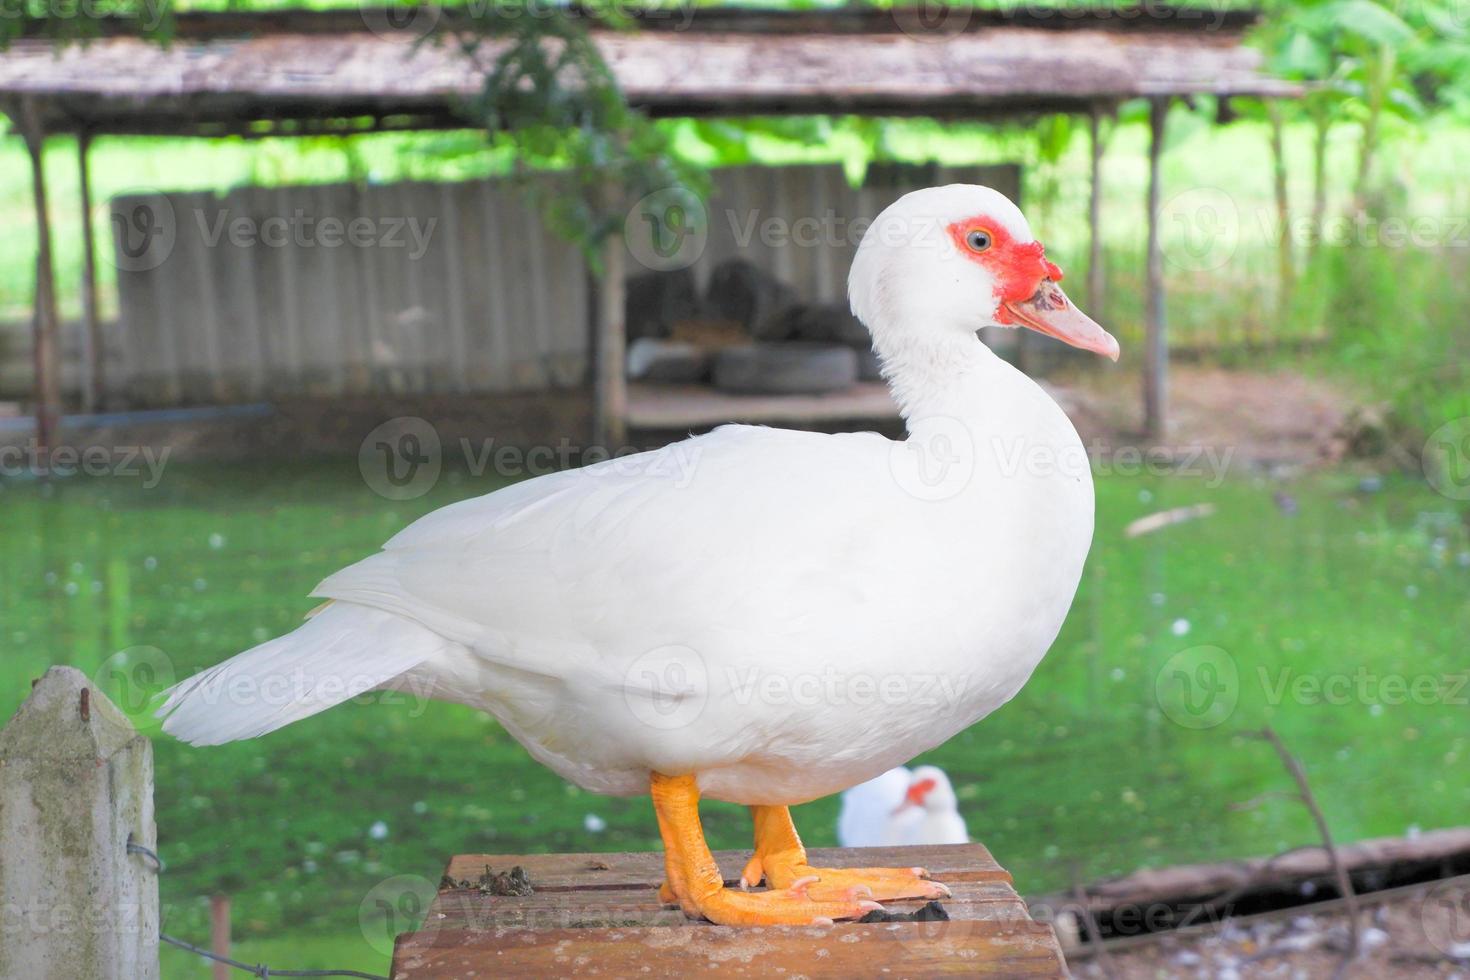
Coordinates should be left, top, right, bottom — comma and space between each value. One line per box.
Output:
894, 764, 959, 814
849, 184, 1119, 362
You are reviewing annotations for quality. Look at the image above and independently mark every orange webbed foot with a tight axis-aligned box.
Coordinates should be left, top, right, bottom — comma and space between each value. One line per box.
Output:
651, 773, 889, 926
745, 804, 952, 903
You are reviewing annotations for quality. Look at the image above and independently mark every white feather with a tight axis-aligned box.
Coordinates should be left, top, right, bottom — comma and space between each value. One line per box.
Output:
157, 602, 453, 745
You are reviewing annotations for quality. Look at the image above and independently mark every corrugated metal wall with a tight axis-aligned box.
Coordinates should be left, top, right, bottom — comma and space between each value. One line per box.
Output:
110, 164, 1019, 406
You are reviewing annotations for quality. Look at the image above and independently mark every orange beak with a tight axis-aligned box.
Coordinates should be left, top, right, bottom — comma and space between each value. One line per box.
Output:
1001, 279, 1119, 362
893, 777, 937, 814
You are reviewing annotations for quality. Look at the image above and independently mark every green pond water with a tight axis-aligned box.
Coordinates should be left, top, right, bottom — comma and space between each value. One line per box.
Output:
2, 459, 1466, 966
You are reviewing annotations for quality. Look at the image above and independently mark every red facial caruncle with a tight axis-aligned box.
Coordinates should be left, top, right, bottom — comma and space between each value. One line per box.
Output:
945, 216, 1064, 321
944, 213, 1120, 361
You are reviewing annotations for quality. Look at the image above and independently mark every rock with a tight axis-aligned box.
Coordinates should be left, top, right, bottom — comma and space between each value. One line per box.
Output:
702, 259, 797, 340
712, 343, 859, 395
626, 338, 709, 384
625, 268, 699, 341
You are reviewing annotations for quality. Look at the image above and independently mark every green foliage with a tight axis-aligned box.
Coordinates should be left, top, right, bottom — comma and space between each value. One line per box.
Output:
432, 9, 708, 263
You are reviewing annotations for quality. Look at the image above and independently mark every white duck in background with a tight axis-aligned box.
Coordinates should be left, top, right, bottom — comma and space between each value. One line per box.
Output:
836, 767, 921, 847
896, 765, 970, 845
837, 766, 968, 847
159, 185, 1116, 926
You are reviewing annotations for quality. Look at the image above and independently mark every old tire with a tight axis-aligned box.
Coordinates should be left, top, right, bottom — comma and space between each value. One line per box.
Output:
626, 338, 710, 384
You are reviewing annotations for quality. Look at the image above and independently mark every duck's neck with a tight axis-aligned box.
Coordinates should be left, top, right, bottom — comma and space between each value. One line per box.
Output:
874, 326, 1016, 429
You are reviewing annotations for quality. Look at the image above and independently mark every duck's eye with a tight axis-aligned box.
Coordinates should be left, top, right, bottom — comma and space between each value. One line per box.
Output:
965, 229, 992, 252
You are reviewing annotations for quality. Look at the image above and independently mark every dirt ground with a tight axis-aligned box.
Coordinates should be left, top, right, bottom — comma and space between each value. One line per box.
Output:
1050, 364, 1359, 475
1067, 878, 1470, 979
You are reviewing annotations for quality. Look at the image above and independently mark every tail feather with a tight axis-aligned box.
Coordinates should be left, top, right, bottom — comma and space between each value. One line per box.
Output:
156, 601, 448, 745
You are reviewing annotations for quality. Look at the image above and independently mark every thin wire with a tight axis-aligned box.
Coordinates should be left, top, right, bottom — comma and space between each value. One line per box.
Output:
159, 934, 389, 980
130, 841, 389, 980
126, 839, 165, 874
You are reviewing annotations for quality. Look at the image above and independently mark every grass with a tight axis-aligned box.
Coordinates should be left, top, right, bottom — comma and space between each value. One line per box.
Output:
3, 459, 1467, 975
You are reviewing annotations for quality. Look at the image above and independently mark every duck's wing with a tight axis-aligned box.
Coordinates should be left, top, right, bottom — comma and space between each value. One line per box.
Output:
311, 424, 932, 668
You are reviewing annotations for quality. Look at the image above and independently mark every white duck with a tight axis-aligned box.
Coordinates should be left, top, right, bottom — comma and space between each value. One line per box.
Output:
159, 184, 1116, 926
895, 765, 970, 845
837, 765, 968, 847
836, 767, 921, 848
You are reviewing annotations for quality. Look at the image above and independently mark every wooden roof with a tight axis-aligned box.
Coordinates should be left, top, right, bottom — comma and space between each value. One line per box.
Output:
0, 7, 1296, 137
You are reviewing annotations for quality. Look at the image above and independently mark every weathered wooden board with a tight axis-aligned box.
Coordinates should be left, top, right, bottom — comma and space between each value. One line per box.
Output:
392, 845, 1066, 978
444, 843, 1013, 892
394, 921, 1066, 977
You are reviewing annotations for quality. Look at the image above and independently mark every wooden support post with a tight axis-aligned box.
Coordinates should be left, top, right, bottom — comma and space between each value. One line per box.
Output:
209, 895, 232, 980
593, 230, 627, 451
21, 99, 63, 457
1086, 105, 1105, 320
1266, 99, 1293, 339
1143, 97, 1168, 441
0, 667, 160, 979
78, 130, 103, 414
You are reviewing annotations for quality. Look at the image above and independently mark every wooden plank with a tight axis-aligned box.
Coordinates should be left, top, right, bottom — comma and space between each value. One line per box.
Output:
393, 920, 1066, 978
428, 879, 1029, 932
445, 844, 1011, 892
395, 847, 1063, 979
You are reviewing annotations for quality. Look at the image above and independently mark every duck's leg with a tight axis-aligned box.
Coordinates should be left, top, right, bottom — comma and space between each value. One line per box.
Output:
740, 804, 951, 903
650, 773, 884, 925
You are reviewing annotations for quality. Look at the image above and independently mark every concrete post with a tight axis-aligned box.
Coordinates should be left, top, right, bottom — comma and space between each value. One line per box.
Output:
0, 667, 160, 979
